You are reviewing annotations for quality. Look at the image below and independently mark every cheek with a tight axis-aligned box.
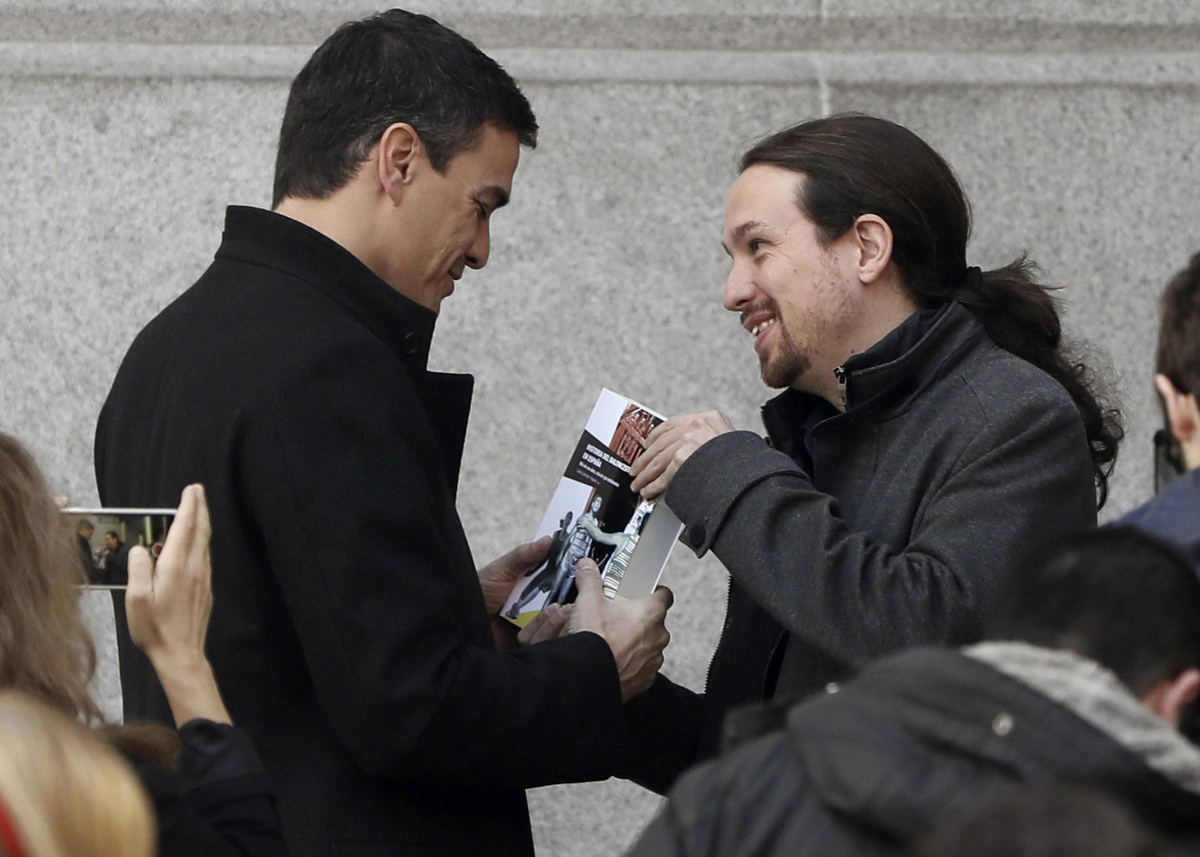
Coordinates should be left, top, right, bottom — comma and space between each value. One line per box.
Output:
444, 218, 478, 252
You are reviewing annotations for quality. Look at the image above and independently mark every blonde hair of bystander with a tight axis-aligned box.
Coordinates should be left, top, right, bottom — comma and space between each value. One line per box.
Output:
0, 690, 154, 857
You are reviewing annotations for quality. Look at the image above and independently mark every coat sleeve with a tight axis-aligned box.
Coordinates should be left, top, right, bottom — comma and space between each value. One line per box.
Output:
617, 673, 705, 795
664, 381, 1097, 668
237, 341, 624, 791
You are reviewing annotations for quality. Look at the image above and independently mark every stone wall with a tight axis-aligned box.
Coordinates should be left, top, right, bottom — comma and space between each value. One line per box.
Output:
3, 3, 1199, 854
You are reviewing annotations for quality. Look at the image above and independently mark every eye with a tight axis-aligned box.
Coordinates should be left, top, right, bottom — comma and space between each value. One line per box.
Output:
747, 238, 766, 252
474, 201, 490, 221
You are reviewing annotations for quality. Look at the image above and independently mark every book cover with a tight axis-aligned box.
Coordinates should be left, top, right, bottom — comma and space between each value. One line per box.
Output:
502, 389, 683, 628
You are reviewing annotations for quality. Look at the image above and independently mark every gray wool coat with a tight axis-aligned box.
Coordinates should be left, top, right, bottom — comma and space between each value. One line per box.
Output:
621, 302, 1098, 792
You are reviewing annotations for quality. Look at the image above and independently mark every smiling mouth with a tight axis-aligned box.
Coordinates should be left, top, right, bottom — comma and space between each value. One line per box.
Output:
750, 318, 776, 337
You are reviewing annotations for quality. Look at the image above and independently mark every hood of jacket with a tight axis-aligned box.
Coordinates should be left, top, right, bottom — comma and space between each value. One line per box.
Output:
784, 646, 1200, 844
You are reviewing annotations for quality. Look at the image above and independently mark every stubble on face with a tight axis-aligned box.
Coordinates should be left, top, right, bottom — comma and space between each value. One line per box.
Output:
754, 255, 858, 391
756, 298, 809, 388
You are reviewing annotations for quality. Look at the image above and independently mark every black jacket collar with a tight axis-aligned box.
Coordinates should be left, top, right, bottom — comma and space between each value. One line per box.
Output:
762, 301, 986, 447
215, 206, 438, 370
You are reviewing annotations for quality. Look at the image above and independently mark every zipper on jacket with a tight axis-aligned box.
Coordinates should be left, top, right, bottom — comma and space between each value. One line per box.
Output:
704, 576, 736, 696
834, 365, 848, 410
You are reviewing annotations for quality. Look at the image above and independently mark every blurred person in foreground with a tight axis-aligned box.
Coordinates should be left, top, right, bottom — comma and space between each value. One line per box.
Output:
94, 9, 672, 857
907, 786, 1178, 857
624, 113, 1121, 789
0, 691, 155, 857
0, 431, 284, 856
1119, 250, 1200, 570
626, 527, 1200, 856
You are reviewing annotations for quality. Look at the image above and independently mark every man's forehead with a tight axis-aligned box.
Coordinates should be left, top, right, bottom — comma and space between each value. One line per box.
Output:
451, 125, 520, 184
725, 167, 809, 237
729, 165, 804, 208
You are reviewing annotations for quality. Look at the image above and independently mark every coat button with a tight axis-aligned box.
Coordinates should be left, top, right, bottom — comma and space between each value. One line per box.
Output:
402, 332, 421, 355
992, 712, 1014, 736
688, 524, 706, 547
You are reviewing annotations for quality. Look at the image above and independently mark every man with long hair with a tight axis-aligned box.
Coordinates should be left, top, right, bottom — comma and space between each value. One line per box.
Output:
628, 114, 1121, 789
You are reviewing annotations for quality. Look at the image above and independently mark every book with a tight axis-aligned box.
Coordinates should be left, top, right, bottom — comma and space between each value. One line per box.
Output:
502, 389, 684, 628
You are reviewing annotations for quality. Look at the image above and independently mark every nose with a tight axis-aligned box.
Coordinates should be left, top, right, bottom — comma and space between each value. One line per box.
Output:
723, 258, 755, 312
465, 220, 491, 270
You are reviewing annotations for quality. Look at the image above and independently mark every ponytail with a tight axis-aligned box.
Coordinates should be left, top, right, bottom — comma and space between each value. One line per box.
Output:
953, 258, 1123, 508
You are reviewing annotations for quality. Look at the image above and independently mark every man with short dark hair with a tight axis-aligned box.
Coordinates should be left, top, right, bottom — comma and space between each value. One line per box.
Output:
95, 10, 671, 857
625, 114, 1117, 790
1120, 250, 1200, 569
626, 528, 1200, 856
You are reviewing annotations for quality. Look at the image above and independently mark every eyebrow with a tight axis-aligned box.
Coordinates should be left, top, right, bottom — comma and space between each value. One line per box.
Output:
721, 219, 769, 255
477, 185, 510, 211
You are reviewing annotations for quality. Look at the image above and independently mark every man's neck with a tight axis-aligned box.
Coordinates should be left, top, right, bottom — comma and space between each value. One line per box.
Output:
798, 281, 920, 409
274, 191, 382, 278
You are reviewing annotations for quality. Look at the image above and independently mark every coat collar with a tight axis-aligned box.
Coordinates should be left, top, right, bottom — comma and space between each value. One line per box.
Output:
215, 206, 438, 370
1118, 469, 1200, 574
761, 301, 986, 445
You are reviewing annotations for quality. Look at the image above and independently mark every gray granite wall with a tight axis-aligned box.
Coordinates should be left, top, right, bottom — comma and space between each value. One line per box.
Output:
3, 3, 1199, 855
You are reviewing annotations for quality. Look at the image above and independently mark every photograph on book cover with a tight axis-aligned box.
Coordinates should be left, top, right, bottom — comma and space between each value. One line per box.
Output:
502, 389, 678, 628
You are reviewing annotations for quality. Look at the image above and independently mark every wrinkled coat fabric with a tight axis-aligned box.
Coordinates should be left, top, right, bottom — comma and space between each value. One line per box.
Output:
623, 303, 1097, 792
626, 646, 1200, 857
96, 207, 624, 857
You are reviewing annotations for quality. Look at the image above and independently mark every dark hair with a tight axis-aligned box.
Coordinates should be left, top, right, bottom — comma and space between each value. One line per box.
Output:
741, 113, 1123, 508
1157, 250, 1200, 395
984, 527, 1200, 697
273, 9, 538, 207
909, 786, 1172, 857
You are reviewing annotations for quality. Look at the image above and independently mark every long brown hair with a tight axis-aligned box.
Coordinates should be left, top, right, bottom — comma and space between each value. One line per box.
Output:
741, 113, 1124, 508
0, 434, 100, 723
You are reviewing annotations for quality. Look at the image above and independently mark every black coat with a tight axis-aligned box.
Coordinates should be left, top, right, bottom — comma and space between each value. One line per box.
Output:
96, 207, 624, 857
623, 304, 1098, 792
131, 719, 285, 857
627, 647, 1200, 857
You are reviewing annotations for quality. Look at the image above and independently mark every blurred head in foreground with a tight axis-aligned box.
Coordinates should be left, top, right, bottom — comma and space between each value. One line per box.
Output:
0, 690, 153, 857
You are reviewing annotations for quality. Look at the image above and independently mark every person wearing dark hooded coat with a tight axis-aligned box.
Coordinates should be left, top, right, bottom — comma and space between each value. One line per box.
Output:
624, 528, 1200, 857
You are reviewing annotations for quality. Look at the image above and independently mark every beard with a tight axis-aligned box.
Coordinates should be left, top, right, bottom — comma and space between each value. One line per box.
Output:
758, 323, 810, 389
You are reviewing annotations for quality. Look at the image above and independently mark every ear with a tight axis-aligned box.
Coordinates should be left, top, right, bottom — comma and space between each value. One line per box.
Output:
850, 214, 894, 285
375, 123, 423, 206
1155, 374, 1200, 447
1143, 668, 1200, 727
